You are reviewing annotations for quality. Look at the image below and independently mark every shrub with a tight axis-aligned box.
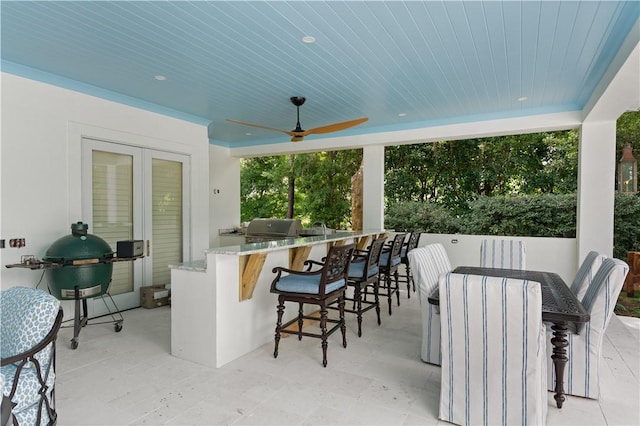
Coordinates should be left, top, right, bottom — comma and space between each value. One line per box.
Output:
461, 194, 577, 238
613, 193, 640, 259
385, 201, 461, 234
385, 193, 640, 261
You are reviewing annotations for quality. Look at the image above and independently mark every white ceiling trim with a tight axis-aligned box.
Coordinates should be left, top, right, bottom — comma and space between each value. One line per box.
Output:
583, 18, 640, 122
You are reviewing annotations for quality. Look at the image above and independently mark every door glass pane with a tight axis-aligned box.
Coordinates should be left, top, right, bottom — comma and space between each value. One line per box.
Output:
152, 158, 183, 285
92, 150, 133, 295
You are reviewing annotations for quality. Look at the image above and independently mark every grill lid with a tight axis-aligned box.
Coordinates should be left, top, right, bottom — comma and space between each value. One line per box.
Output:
44, 221, 114, 262
246, 218, 302, 237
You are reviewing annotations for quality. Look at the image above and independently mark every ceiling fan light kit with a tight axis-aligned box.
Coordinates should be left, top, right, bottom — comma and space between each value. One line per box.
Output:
227, 96, 368, 142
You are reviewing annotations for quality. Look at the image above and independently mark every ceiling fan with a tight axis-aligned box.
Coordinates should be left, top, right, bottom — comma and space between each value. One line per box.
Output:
226, 96, 368, 142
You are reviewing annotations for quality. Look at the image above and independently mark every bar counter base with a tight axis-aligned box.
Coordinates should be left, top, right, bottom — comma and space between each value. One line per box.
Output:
169, 231, 381, 368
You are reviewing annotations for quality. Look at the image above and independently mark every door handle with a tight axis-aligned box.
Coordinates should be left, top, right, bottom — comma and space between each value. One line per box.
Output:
146, 240, 151, 257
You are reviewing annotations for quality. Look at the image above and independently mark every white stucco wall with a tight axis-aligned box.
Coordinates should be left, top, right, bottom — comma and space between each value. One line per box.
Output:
362, 145, 385, 230
415, 233, 578, 284
576, 121, 617, 260
0, 73, 211, 290
209, 144, 241, 248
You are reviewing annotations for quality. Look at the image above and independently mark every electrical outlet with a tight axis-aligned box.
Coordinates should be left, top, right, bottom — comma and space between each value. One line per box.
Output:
9, 238, 26, 248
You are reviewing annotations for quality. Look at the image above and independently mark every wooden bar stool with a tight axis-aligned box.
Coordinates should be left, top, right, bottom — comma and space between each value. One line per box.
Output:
270, 243, 356, 367
330, 236, 387, 337
398, 231, 421, 298
378, 233, 406, 315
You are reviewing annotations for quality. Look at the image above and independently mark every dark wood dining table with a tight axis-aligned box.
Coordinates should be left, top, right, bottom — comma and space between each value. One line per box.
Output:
428, 266, 590, 409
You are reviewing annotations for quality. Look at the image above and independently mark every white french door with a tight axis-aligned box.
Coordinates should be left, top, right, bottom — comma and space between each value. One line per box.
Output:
81, 138, 190, 313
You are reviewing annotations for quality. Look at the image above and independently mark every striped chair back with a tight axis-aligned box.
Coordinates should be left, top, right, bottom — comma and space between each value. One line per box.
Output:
480, 239, 526, 270
410, 244, 451, 298
548, 257, 629, 399
408, 244, 452, 365
569, 251, 606, 302
439, 273, 547, 425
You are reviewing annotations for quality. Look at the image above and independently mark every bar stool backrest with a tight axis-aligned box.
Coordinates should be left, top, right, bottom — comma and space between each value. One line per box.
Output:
383, 233, 406, 267
322, 243, 357, 289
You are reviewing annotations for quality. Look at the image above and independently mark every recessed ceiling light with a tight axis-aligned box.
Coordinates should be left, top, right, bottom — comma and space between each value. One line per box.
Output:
517, 96, 528, 102
154, 75, 167, 81
302, 36, 315, 44
245, 132, 252, 136
398, 113, 407, 117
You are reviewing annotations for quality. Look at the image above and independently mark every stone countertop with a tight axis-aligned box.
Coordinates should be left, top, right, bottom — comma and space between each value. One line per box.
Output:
207, 230, 383, 255
169, 259, 207, 272
169, 230, 384, 271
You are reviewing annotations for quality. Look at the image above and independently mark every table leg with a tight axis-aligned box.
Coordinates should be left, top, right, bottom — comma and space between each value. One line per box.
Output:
550, 321, 569, 408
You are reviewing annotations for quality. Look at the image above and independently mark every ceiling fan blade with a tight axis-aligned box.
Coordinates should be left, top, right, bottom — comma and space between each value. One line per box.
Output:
226, 119, 294, 136
306, 117, 369, 135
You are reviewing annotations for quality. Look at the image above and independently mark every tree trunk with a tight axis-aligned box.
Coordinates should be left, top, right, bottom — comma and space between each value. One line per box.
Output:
351, 162, 364, 230
287, 154, 295, 218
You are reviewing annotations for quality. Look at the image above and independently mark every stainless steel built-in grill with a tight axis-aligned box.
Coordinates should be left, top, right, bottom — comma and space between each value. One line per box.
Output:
244, 218, 303, 243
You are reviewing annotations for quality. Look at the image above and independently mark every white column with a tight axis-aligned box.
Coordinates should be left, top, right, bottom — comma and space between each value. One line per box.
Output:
362, 145, 385, 230
576, 120, 617, 260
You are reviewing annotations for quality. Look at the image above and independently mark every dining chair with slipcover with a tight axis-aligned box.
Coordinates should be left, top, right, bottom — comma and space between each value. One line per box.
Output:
568, 251, 607, 302
480, 238, 526, 270
1, 286, 63, 426
270, 243, 356, 367
398, 231, 421, 298
547, 257, 629, 400
439, 272, 547, 426
408, 243, 452, 365
378, 233, 406, 315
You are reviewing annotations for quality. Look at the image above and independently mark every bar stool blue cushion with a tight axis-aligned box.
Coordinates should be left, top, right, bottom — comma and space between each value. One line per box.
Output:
275, 274, 345, 294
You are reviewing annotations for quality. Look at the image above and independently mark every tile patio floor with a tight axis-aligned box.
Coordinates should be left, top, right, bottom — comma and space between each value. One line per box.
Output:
55, 289, 640, 425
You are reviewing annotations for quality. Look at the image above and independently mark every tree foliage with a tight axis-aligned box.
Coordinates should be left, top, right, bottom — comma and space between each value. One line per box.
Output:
240, 156, 290, 221
613, 192, 640, 259
385, 193, 640, 260
385, 130, 580, 215
240, 149, 362, 228
240, 111, 640, 257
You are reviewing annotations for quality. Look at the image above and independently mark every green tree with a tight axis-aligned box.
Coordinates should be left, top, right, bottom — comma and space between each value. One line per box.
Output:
385, 131, 578, 214
240, 149, 361, 228
616, 110, 640, 148
240, 156, 290, 222
296, 149, 362, 229
241, 111, 638, 237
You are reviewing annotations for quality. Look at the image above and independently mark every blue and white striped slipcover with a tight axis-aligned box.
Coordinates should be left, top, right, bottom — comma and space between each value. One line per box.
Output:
569, 251, 606, 303
480, 239, 526, 270
408, 243, 452, 365
439, 273, 547, 426
548, 257, 629, 399
1, 286, 60, 426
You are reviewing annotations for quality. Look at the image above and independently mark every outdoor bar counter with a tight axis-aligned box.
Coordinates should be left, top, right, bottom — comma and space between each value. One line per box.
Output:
169, 230, 384, 368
